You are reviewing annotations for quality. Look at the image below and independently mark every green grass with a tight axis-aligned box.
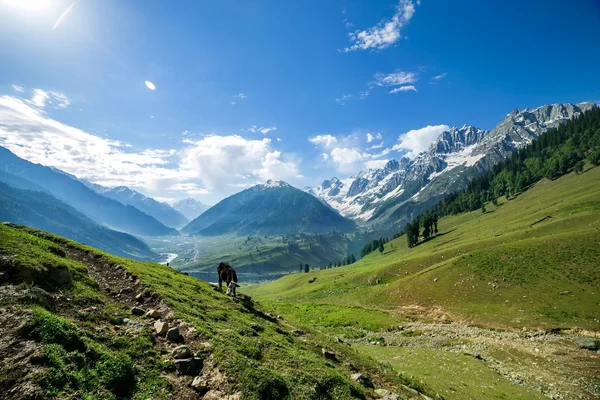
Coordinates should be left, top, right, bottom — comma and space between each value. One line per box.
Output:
354, 345, 546, 400
247, 167, 600, 331
0, 223, 414, 399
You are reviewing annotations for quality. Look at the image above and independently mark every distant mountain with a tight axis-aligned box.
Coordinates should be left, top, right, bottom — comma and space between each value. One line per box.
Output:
102, 186, 189, 229
0, 179, 154, 259
181, 180, 356, 236
0, 147, 178, 237
308, 102, 596, 229
171, 198, 211, 220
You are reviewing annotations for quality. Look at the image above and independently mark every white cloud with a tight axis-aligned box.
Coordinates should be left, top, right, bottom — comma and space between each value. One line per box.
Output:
392, 124, 450, 158
374, 71, 417, 87
234, 93, 246, 99
343, 0, 418, 52
366, 132, 382, 143
389, 85, 417, 93
335, 94, 353, 105
365, 159, 390, 169
0, 90, 301, 202
248, 125, 277, 135
429, 72, 447, 84
11, 85, 24, 93
231, 101, 236, 105
309, 134, 338, 148
27, 89, 70, 109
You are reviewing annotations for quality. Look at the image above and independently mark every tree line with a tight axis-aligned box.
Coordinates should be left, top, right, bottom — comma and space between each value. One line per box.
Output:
402, 106, 600, 245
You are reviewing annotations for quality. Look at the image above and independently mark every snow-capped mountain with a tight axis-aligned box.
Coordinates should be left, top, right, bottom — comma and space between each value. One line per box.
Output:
171, 198, 211, 221
308, 102, 596, 228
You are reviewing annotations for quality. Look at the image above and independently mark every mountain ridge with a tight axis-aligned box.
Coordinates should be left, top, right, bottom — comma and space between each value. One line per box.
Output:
308, 102, 596, 228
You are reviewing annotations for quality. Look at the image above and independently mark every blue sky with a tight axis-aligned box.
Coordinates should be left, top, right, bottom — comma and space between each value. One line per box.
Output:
1, 0, 599, 204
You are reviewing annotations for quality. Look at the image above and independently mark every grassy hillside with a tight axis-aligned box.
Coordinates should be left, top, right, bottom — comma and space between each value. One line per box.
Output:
0, 224, 432, 399
247, 165, 600, 330
246, 166, 600, 399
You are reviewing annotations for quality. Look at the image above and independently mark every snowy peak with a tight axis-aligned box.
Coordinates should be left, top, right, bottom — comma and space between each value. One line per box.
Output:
171, 198, 211, 221
307, 101, 596, 224
260, 180, 291, 189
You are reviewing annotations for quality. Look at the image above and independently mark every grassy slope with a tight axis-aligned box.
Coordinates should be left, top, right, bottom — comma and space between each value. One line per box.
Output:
247, 166, 600, 331
0, 224, 427, 399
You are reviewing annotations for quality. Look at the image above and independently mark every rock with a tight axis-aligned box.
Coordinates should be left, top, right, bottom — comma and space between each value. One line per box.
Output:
350, 373, 374, 389
166, 326, 182, 342
374, 389, 400, 400
135, 293, 144, 302
559, 290, 570, 295
131, 307, 145, 316
191, 376, 209, 391
433, 278, 438, 282
174, 357, 203, 376
292, 330, 305, 336
336, 337, 345, 344
574, 337, 599, 351
122, 318, 145, 330
308, 277, 316, 283
195, 342, 213, 358
322, 348, 337, 361
171, 345, 192, 359
120, 287, 132, 295
146, 309, 161, 319
154, 320, 169, 335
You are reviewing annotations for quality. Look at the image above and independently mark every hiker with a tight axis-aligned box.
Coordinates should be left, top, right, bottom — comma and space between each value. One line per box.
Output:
217, 262, 238, 296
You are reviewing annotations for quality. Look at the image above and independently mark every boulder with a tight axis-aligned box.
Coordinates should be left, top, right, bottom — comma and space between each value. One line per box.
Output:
195, 342, 213, 358
191, 375, 209, 392
120, 287, 132, 295
154, 320, 169, 335
350, 373, 374, 389
131, 307, 145, 316
322, 348, 337, 361
574, 337, 599, 351
167, 326, 182, 342
135, 293, 144, 302
559, 290, 570, 295
146, 309, 161, 319
172, 345, 192, 359
308, 277, 316, 283
122, 318, 145, 330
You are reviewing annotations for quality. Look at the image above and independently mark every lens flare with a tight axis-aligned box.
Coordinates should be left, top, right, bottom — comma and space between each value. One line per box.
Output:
144, 80, 156, 91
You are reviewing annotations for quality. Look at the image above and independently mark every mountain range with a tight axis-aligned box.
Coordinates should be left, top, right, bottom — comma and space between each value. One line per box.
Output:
171, 198, 211, 220
0, 147, 178, 237
182, 180, 356, 236
0, 180, 154, 259
308, 102, 595, 230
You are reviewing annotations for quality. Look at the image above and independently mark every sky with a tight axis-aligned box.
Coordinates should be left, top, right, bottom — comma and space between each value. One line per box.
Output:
1, 0, 599, 205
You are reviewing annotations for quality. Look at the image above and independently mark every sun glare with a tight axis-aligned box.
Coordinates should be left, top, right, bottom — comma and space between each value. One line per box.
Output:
3, 0, 52, 11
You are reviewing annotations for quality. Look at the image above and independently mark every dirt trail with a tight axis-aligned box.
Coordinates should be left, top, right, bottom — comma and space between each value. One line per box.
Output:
353, 321, 600, 399
64, 247, 241, 400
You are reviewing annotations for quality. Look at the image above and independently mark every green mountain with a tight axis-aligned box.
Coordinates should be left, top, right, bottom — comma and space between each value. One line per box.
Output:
0, 147, 178, 237
0, 180, 154, 260
0, 223, 430, 400
182, 180, 356, 236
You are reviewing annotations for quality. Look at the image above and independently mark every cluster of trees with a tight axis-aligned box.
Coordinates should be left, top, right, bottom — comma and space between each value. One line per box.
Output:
402, 107, 600, 244
360, 237, 390, 257
319, 254, 357, 270
299, 263, 310, 273
405, 211, 439, 247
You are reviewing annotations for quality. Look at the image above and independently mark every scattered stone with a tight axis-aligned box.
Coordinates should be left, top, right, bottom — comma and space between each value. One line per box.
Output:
135, 293, 144, 302
167, 326, 182, 342
191, 375, 209, 391
174, 357, 203, 376
195, 342, 213, 358
308, 277, 316, 283
374, 389, 400, 400
146, 309, 161, 319
292, 330, 305, 337
559, 290, 570, 295
574, 337, 599, 351
433, 278, 438, 282
120, 287, 132, 295
375, 278, 381, 284
131, 307, 145, 316
171, 345, 192, 359
154, 320, 169, 335
122, 318, 145, 330
322, 348, 337, 361
336, 337, 345, 344
350, 373, 374, 389
345, 362, 358, 373
276, 315, 283, 320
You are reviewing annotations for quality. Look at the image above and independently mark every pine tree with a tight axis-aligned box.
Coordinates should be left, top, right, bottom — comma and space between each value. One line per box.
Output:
304, 264, 309, 273
378, 241, 384, 254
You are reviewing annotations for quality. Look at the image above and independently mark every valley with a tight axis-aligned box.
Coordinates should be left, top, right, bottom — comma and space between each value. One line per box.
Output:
246, 165, 600, 399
